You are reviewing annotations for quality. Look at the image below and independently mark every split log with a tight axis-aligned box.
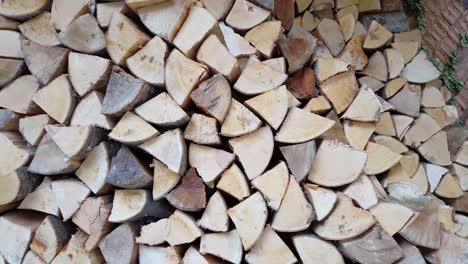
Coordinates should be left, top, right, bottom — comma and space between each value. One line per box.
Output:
19, 177, 60, 216
392, 41, 419, 64
0, 109, 20, 131
245, 225, 297, 264
400, 151, 420, 176
19, 12, 60, 47
0, 58, 24, 87
423, 162, 448, 193
313, 193, 375, 240
358, 76, 384, 92
200, 230, 243, 264
245, 86, 288, 130
401, 51, 440, 83
0, 30, 22, 59
125, 0, 169, 10
165, 210, 203, 246
229, 126, 274, 179
455, 141, 468, 166
343, 174, 378, 209
369, 202, 414, 236
424, 105, 458, 129
109, 111, 160, 144
201, 0, 234, 20
338, 225, 403, 264
251, 162, 289, 210
219, 21, 257, 57
197, 34, 240, 82
383, 77, 407, 99
183, 114, 221, 145
399, 198, 441, 249
234, 58, 287, 95
338, 13, 355, 42
245, 21, 282, 58
0, 75, 40, 115
434, 173, 464, 199
389, 84, 421, 118
303, 95, 332, 114
319, 110, 349, 143
364, 142, 402, 175
136, 219, 168, 246
455, 214, 468, 237
272, 176, 314, 232
189, 144, 235, 182
51, 179, 90, 221
392, 114, 414, 140
51, 230, 104, 264
337, 4, 359, 22
106, 145, 153, 189
23, 251, 46, 264
108, 189, 171, 223
452, 163, 468, 191
375, 112, 396, 137
21, 37, 70, 85
30, 216, 70, 263
198, 191, 229, 232
50, 0, 91, 32
140, 129, 187, 175
385, 48, 405, 79
0, 212, 44, 264
221, 99, 262, 137
417, 131, 451, 166
136, 92, 189, 128
228, 192, 268, 250
303, 184, 337, 221
301, 11, 320, 31
106, 12, 150, 65
315, 58, 349, 82
403, 113, 441, 148
166, 168, 206, 211
319, 71, 359, 114
421, 86, 445, 108
424, 231, 468, 264
285, 67, 316, 100
274, 0, 294, 29
165, 49, 208, 108
308, 140, 367, 187
58, 94, 103, 129
280, 25, 317, 74
68, 52, 111, 97
139, 246, 182, 264
99, 223, 138, 264
361, 51, 388, 82
293, 235, 344, 264
28, 134, 81, 175
96, 2, 129, 28
191, 74, 231, 123
363, 21, 392, 50
344, 120, 375, 150
275, 107, 335, 143
0, 0, 49, 20
45, 125, 104, 159
217, 164, 251, 201
408, 165, 429, 194
438, 206, 459, 233
317, 18, 345, 56
75, 142, 114, 194
280, 141, 316, 181
342, 86, 381, 122
137, 0, 192, 43
152, 159, 181, 200
102, 66, 152, 117
226, 0, 270, 31
32, 75, 75, 124
0, 168, 40, 205
57, 14, 106, 54
0, 15, 18, 29
374, 135, 408, 154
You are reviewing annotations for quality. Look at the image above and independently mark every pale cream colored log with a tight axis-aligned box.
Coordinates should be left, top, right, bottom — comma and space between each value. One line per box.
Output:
0, 168, 40, 205
338, 13, 355, 41
392, 41, 419, 64
217, 164, 251, 201
385, 48, 405, 79
423, 162, 449, 193
19, 177, 60, 216
338, 34, 368, 71
392, 114, 414, 140
0, 30, 22, 59
109, 112, 159, 145
0, 58, 24, 88
50, 0, 91, 31
455, 141, 468, 166
383, 77, 407, 99
303, 184, 337, 221
403, 113, 441, 148
106, 12, 150, 65
245, 225, 297, 264
229, 126, 274, 179
251, 162, 289, 211
57, 14, 106, 54
68, 52, 111, 97
0, 0, 49, 20
99, 223, 138, 264
343, 174, 378, 209
303, 95, 332, 114
364, 142, 402, 175
32, 75, 75, 124
0, 75, 40, 115
165, 210, 203, 246
313, 193, 375, 240
234, 58, 287, 95
183, 114, 221, 145
189, 144, 235, 183
0, 15, 18, 29
221, 99, 262, 137
226, 0, 269, 31
308, 140, 367, 187
201, 0, 234, 20
418, 131, 451, 166
166, 168, 206, 211
200, 230, 243, 264
342, 86, 381, 122
75, 142, 114, 194
293, 235, 344, 264
424, 105, 458, 129
361, 51, 388, 81
452, 163, 468, 191
374, 135, 408, 154
198, 191, 229, 232
51, 179, 90, 221
96, 2, 129, 28
401, 51, 440, 83
228, 192, 268, 250
140, 129, 187, 175
344, 120, 375, 150
152, 159, 181, 200
45, 125, 104, 159
275, 107, 335, 143
245, 86, 288, 130
165, 49, 208, 108
219, 21, 257, 57
30, 216, 70, 263
21, 36, 69, 85
315, 58, 349, 82
421, 86, 445, 108
23, 251, 46, 264
320, 110, 349, 144
319, 71, 359, 114
272, 176, 314, 232
137, 0, 192, 43
363, 21, 392, 50
317, 18, 345, 56
136, 219, 169, 246
358, 76, 384, 92
135, 92, 189, 127
51, 231, 104, 264
19, 12, 60, 47
126, 0, 169, 10
370, 202, 414, 236
245, 21, 282, 58
139, 245, 182, 264
375, 112, 396, 137
435, 173, 464, 199
280, 141, 316, 181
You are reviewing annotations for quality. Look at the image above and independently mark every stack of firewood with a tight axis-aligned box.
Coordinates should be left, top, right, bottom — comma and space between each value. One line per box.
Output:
0, 0, 467, 263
